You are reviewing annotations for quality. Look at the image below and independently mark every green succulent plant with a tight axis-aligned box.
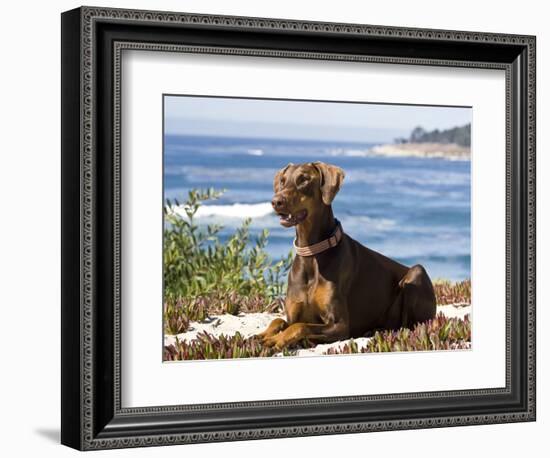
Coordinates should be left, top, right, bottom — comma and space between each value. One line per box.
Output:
433, 279, 471, 305
164, 332, 299, 360
324, 313, 471, 355
163, 188, 292, 333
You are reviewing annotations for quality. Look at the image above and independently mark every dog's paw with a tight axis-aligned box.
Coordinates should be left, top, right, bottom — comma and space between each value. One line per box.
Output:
255, 318, 288, 344
263, 335, 287, 351
253, 331, 267, 341
255, 331, 276, 344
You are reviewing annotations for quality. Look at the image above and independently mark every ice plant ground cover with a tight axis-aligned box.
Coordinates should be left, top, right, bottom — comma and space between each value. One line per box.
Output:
163, 302, 471, 361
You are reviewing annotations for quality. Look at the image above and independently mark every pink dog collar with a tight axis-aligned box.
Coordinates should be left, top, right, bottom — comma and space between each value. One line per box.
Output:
293, 221, 343, 257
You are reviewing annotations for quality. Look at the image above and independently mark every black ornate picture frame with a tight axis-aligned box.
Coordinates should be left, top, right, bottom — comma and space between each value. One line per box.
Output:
61, 6, 536, 451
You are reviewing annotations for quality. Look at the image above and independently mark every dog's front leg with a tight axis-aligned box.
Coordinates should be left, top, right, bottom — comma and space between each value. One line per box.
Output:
263, 321, 349, 350
256, 318, 288, 341
256, 298, 305, 342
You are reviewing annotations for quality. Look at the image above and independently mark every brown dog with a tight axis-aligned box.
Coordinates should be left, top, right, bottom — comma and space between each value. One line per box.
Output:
257, 161, 437, 350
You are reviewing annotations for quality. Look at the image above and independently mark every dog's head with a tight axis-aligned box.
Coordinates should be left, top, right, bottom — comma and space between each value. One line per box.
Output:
272, 162, 345, 227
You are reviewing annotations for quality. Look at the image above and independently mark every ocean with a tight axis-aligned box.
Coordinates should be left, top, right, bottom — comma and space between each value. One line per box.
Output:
164, 135, 471, 282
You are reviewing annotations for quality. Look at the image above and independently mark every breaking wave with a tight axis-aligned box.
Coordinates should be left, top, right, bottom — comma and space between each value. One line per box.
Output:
171, 202, 274, 219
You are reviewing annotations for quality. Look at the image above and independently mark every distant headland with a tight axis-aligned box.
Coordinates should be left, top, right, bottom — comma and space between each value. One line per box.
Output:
371, 123, 471, 161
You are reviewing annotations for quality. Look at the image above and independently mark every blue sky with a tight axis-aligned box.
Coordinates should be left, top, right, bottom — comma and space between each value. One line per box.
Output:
164, 95, 472, 143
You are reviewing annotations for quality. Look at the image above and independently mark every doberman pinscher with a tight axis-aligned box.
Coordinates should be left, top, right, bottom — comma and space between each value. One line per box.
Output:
257, 161, 437, 350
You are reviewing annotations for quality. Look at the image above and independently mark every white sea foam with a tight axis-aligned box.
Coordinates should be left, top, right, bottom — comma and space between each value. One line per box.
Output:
327, 145, 471, 161
342, 215, 397, 233
247, 148, 264, 156
328, 147, 371, 157
369, 144, 471, 161
346, 169, 470, 187
171, 202, 274, 219
177, 166, 275, 184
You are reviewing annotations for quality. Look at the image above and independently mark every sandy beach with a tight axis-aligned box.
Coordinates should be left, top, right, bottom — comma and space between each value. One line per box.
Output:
369, 142, 470, 161
164, 303, 471, 357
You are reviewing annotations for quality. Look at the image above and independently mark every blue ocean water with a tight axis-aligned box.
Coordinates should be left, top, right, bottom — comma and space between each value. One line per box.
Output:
164, 135, 471, 281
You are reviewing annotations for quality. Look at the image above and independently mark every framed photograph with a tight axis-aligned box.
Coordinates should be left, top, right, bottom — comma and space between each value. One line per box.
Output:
61, 6, 536, 450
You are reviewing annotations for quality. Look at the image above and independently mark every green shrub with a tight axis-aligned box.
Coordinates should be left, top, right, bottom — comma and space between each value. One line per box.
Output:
163, 189, 292, 329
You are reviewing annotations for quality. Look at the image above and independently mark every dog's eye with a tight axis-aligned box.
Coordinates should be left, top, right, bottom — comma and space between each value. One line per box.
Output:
296, 174, 310, 186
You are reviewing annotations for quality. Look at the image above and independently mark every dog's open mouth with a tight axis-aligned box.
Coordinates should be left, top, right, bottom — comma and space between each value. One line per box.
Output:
277, 209, 308, 227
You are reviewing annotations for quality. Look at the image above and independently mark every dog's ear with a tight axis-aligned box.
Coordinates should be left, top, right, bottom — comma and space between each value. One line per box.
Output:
273, 163, 293, 192
313, 162, 345, 205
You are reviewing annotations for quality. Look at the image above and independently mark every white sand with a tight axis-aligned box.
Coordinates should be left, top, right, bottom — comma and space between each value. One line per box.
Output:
164, 312, 281, 347
164, 304, 471, 355
436, 303, 471, 320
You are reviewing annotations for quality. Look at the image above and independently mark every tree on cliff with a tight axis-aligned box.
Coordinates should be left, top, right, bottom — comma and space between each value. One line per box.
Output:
395, 123, 471, 147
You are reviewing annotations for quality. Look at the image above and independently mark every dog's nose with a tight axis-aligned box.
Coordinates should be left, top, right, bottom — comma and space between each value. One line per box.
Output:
271, 195, 286, 210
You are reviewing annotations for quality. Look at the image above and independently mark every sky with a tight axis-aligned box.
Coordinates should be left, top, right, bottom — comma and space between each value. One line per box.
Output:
164, 95, 472, 144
